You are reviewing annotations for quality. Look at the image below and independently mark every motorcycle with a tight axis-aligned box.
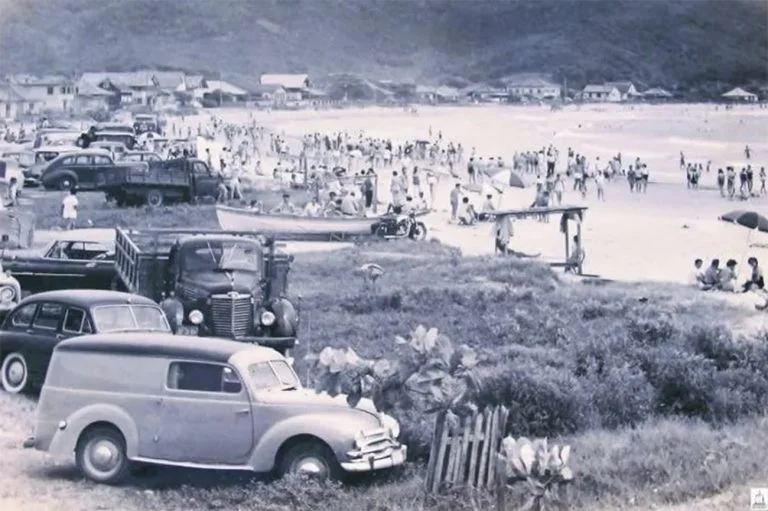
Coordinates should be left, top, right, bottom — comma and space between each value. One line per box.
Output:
371, 212, 428, 240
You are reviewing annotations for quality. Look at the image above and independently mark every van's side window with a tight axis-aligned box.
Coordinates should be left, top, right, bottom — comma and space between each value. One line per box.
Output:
166, 362, 242, 394
32, 302, 64, 330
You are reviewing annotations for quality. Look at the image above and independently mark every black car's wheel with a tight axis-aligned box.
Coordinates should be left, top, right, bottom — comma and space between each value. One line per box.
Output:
0, 352, 29, 394
146, 189, 164, 207
58, 176, 75, 191
278, 441, 342, 481
75, 426, 130, 485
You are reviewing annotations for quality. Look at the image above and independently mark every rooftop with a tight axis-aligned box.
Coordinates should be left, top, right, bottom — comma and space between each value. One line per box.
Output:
56, 332, 279, 363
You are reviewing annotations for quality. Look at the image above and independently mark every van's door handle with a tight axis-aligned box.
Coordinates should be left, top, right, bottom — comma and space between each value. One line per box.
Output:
235, 408, 250, 415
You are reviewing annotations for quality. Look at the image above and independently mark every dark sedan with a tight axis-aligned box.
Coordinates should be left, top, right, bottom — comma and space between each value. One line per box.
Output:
0, 289, 171, 393
3, 229, 117, 294
40, 150, 117, 190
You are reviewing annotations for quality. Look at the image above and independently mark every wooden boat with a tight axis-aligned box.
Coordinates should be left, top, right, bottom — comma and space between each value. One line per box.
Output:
216, 205, 428, 241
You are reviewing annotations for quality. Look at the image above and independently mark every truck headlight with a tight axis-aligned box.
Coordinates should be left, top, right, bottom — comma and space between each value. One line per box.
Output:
260, 310, 276, 326
0, 286, 15, 303
188, 309, 204, 325
380, 413, 400, 439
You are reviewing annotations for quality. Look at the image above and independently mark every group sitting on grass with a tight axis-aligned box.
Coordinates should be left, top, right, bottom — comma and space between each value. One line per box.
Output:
691, 257, 765, 300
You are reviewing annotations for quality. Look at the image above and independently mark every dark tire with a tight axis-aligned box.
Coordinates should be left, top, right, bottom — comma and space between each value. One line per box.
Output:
58, 176, 75, 191
278, 441, 343, 481
146, 189, 164, 207
411, 222, 428, 240
0, 352, 29, 394
75, 426, 130, 485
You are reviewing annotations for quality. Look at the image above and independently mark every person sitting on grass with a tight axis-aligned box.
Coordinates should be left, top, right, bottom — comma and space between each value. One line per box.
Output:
689, 258, 706, 289
743, 257, 765, 292
458, 196, 478, 225
700, 259, 721, 290
717, 259, 738, 292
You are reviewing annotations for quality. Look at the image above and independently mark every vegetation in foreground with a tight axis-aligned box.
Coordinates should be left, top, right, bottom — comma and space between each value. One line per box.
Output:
4, 196, 768, 510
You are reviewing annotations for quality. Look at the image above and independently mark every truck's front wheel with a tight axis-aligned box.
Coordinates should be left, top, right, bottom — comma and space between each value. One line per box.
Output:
146, 189, 164, 207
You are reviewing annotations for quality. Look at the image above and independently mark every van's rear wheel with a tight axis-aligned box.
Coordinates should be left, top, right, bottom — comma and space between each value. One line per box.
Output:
278, 441, 342, 480
75, 426, 129, 485
146, 189, 164, 207
0, 352, 29, 394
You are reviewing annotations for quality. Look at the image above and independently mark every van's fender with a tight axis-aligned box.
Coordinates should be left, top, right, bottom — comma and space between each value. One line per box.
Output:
47, 404, 140, 458
247, 413, 367, 472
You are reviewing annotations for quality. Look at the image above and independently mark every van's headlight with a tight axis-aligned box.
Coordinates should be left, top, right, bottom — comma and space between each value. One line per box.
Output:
188, 309, 204, 325
380, 413, 400, 439
0, 286, 15, 303
260, 310, 276, 326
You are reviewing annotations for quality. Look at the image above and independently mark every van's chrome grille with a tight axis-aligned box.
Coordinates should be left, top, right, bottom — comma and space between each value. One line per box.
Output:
350, 428, 398, 458
210, 293, 252, 337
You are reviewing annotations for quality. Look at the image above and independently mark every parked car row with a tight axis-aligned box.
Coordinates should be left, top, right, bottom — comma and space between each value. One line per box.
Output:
0, 226, 407, 485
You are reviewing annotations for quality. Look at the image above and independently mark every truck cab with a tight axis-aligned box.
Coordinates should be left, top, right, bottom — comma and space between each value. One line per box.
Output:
114, 228, 298, 355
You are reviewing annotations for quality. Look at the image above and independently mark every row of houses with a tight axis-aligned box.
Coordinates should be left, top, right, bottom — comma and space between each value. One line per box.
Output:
2, 70, 766, 119
0, 71, 323, 119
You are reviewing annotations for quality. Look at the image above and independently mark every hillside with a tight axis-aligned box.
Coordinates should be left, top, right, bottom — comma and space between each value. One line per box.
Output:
0, 0, 766, 88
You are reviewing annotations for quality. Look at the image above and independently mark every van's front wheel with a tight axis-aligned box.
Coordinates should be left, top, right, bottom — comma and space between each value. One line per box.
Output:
278, 441, 342, 481
75, 426, 129, 485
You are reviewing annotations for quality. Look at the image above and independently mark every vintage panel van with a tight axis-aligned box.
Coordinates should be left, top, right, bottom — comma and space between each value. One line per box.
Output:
24, 333, 406, 484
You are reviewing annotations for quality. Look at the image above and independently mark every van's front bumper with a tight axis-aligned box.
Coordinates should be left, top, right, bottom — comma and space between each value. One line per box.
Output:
341, 445, 407, 472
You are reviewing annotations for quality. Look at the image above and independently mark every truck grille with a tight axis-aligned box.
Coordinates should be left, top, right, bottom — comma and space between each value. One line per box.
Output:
351, 428, 398, 458
210, 293, 252, 338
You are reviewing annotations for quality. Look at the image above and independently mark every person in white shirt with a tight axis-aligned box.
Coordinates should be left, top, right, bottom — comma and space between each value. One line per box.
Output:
61, 188, 78, 230
689, 258, 706, 288
340, 191, 359, 216
303, 197, 322, 217
594, 170, 605, 201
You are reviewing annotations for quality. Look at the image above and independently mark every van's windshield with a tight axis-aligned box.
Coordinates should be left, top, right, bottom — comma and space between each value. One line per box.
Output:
248, 360, 300, 390
92, 304, 171, 333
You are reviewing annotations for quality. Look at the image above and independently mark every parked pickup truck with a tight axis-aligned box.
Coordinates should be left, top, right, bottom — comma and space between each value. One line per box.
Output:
113, 227, 299, 355
97, 158, 222, 207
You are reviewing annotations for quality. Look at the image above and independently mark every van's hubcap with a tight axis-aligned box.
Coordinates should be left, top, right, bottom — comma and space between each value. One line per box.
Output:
5, 360, 25, 385
294, 457, 329, 478
89, 441, 121, 471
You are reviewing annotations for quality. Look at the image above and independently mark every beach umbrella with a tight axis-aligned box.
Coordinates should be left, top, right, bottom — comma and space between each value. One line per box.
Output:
719, 210, 768, 233
489, 168, 527, 189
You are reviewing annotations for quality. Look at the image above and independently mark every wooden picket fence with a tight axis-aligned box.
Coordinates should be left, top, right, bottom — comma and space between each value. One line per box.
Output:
425, 405, 509, 493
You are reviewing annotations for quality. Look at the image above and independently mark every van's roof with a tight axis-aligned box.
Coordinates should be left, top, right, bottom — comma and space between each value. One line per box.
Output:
55, 332, 280, 363
19, 290, 158, 309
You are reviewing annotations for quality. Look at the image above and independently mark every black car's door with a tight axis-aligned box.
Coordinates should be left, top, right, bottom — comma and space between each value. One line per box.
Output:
61, 241, 115, 289
91, 154, 113, 188
0, 302, 44, 382
72, 154, 95, 189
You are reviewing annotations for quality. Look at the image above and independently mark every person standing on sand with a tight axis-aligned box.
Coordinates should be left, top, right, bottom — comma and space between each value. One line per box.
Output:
759, 167, 766, 195
467, 158, 476, 184
449, 183, 461, 221
717, 169, 725, 197
594, 170, 605, 201
726, 167, 736, 199
426, 170, 438, 210
553, 174, 564, 205
639, 164, 649, 193
745, 145, 751, 159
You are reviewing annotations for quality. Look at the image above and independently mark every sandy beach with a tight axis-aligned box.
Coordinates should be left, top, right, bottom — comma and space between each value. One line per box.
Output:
196, 104, 768, 289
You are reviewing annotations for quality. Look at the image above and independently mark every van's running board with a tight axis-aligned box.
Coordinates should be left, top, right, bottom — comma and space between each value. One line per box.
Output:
130, 456, 253, 471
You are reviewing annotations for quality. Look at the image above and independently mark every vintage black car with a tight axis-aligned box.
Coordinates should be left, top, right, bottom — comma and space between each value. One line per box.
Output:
0, 289, 171, 393
3, 229, 117, 294
40, 149, 145, 190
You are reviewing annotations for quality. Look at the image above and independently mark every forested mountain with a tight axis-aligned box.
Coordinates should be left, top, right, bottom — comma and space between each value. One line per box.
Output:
0, 0, 765, 88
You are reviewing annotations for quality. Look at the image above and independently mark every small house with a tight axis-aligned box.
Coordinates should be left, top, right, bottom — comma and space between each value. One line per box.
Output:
721, 87, 758, 102
435, 86, 460, 103
604, 81, 639, 101
202, 80, 250, 106
260, 74, 310, 100
642, 87, 673, 100
582, 84, 622, 102
504, 74, 562, 100
75, 82, 118, 112
8, 74, 76, 112
251, 84, 288, 107
0, 82, 40, 119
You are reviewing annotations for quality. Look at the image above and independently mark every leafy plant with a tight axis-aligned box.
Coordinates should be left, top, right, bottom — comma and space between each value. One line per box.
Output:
305, 325, 481, 415
497, 436, 573, 511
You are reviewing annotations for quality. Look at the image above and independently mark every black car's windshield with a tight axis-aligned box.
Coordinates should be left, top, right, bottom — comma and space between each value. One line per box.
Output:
183, 240, 261, 273
248, 360, 300, 390
92, 305, 170, 333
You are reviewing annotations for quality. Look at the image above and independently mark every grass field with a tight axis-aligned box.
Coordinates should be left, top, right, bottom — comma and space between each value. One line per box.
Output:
2, 191, 768, 510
